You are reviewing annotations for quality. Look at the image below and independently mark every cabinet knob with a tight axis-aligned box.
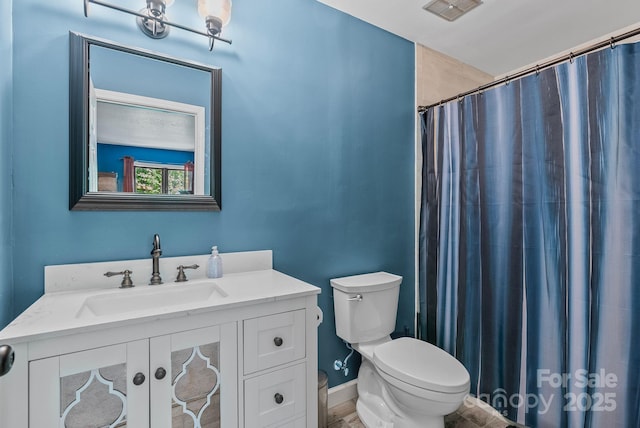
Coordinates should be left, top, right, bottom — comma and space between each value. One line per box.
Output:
273, 337, 283, 347
0, 345, 14, 377
155, 367, 167, 380
274, 393, 284, 405
133, 372, 146, 386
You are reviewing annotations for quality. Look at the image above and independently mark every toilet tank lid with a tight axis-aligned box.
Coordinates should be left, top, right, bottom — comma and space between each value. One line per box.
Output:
330, 272, 402, 293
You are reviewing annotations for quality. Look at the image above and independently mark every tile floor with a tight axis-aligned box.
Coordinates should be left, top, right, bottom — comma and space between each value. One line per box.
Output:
327, 396, 526, 428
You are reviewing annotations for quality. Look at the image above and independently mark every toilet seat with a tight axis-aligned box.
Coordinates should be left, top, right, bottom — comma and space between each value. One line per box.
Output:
373, 337, 470, 394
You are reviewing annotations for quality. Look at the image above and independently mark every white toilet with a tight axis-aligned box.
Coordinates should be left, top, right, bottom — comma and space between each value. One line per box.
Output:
331, 272, 470, 428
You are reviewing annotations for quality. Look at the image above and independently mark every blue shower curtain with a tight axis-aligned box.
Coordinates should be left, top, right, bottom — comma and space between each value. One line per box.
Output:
419, 43, 640, 428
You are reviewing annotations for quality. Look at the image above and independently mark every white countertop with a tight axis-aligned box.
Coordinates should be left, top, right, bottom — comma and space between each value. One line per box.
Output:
0, 269, 320, 344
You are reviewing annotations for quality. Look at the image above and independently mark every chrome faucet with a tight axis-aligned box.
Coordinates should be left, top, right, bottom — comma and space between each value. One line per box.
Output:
150, 234, 163, 285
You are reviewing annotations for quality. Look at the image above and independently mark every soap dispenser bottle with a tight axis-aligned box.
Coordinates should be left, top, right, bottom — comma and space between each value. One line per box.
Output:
207, 246, 223, 279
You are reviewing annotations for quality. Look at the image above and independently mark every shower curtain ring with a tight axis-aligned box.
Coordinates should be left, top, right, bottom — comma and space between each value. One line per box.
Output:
610, 37, 616, 50
569, 52, 574, 64
535, 65, 540, 76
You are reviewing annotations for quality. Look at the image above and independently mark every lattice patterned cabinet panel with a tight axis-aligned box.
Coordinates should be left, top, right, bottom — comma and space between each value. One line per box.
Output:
171, 342, 220, 427
28, 323, 238, 428
150, 324, 237, 428
60, 363, 127, 427
30, 340, 149, 428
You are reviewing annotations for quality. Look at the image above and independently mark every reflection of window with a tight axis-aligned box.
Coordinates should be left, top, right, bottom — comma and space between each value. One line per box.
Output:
94, 89, 206, 195
134, 161, 193, 195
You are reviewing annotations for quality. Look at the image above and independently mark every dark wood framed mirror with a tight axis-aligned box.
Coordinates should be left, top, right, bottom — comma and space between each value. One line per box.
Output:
69, 32, 221, 210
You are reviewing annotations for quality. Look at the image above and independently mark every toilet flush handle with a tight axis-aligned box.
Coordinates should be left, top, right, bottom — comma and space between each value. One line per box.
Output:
347, 294, 363, 302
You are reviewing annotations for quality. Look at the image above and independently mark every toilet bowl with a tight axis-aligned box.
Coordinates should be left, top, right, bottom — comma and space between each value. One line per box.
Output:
331, 272, 470, 428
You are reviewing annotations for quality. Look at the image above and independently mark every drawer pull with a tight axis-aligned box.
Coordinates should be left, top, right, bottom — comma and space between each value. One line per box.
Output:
155, 367, 167, 380
274, 392, 284, 404
133, 372, 146, 386
273, 336, 284, 347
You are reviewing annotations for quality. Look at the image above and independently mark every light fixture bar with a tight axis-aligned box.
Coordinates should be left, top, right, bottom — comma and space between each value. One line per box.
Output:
84, 0, 232, 48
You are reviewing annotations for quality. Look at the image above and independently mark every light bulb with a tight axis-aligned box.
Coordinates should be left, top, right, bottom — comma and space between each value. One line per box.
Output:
197, 0, 232, 27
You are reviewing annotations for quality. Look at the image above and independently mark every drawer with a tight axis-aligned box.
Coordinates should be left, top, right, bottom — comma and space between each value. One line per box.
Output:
244, 363, 306, 427
268, 416, 306, 428
243, 309, 306, 374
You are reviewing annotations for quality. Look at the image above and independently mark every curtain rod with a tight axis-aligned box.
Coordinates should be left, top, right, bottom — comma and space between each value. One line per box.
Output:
417, 25, 640, 112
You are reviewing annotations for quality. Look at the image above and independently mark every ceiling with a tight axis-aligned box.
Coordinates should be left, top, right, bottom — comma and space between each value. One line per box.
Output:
316, 0, 640, 76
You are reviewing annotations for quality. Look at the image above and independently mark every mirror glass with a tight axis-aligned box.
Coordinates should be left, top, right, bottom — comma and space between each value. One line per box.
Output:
69, 33, 222, 210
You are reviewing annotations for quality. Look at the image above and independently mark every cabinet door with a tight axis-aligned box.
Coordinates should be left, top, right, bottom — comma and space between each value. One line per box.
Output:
30, 340, 149, 427
150, 323, 238, 428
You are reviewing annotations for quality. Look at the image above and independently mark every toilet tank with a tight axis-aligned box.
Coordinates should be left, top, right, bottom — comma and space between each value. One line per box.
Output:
331, 272, 402, 344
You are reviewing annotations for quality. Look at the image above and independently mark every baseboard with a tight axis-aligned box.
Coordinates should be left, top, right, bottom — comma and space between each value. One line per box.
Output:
328, 379, 358, 409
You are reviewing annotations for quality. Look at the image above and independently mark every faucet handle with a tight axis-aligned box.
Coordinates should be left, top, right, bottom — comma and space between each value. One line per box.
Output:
104, 270, 135, 288
176, 264, 200, 282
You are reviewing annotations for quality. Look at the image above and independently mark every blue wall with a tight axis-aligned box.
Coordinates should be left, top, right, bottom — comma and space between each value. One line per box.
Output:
10, 0, 415, 387
0, 0, 13, 328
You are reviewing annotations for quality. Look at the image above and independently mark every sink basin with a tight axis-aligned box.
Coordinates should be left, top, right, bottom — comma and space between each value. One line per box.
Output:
76, 282, 228, 318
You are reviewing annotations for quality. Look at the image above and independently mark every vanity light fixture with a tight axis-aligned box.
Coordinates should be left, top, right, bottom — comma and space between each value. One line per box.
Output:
83, 0, 232, 50
198, 0, 232, 50
136, 0, 174, 39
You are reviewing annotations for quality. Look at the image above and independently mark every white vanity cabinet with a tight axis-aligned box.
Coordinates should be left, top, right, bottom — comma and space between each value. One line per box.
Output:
0, 255, 320, 428
30, 323, 237, 427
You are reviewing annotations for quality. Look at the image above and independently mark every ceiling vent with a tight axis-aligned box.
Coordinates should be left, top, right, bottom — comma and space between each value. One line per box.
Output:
423, 0, 483, 21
